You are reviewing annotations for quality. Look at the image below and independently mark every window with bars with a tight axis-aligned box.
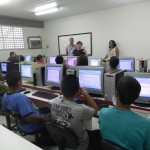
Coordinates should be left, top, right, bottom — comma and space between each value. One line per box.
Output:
0, 26, 24, 50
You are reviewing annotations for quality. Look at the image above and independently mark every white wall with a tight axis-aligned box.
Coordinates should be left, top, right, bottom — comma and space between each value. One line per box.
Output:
0, 27, 45, 61
44, 1, 150, 69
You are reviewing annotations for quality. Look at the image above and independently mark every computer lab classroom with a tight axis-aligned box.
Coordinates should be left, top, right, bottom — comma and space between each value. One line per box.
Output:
0, 0, 150, 150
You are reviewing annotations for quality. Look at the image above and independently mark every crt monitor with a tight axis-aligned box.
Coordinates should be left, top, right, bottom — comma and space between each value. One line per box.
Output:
118, 57, 135, 72
20, 62, 38, 83
67, 56, 77, 67
48, 56, 56, 64
1, 63, 7, 72
89, 58, 101, 67
0, 62, 19, 73
77, 66, 104, 95
124, 72, 150, 104
25, 55, 32, 62
0, 62, 12, 74
45, 64, 63, 88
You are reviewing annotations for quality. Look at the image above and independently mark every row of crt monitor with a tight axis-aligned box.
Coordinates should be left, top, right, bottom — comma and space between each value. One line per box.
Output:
24, 54, 135, 72
47, 56, 135, 72
20, 62, 150, 103
0, 60, 150, 104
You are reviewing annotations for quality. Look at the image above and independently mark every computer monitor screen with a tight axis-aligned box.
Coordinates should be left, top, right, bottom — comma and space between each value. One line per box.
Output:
124, 72, 150, 98
118, 58, 135, 72
25, 55, 31, 62
67, 56, 77, 67
1, 63, 7, 72
89, 58, 101, 67
77, 66, 104, 95
45, 65, 63, 87
49, 56, 56, 64
135, 77, 150, 98
20, 64, 32, 78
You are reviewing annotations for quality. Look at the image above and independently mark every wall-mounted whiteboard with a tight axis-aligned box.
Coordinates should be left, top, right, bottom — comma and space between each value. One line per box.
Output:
58, 32, 92, 56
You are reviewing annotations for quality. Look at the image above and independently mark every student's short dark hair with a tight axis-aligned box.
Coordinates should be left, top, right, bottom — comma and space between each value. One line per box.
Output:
37, 55, 43, 61
61, 75, 80, 98
55, 55, 64, 64
10, 52, 15, 57
117, 76, 141, 105
76, 41, 83, 46
6, 70, 21, 87
109, 56, 119, 69
77, 54, 88, 66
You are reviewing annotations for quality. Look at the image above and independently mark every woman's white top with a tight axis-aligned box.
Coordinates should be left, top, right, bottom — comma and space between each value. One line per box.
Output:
107, 47, 116, 58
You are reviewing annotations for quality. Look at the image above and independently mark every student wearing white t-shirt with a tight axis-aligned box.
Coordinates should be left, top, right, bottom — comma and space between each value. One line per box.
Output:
50, 75, 99, 150
104, 40, 119, 61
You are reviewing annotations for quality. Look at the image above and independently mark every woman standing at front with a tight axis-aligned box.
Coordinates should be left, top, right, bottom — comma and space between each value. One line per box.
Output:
104, 40, 119, 60
73, 41, 87, 56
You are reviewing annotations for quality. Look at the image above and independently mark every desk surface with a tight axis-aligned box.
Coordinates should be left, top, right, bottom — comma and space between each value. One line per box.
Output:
22, 82, 150, 112
0, 125, 43, 150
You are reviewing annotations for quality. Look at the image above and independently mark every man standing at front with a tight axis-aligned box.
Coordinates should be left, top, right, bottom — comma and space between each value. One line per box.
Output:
66, 37, 76, 56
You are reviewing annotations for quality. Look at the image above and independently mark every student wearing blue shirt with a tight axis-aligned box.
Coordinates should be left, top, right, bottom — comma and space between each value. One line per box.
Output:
2, 70, 51, 133
99, 76, 150, 150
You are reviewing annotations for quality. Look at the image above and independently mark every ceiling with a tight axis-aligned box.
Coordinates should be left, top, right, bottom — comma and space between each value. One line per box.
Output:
0, 0, 149, 21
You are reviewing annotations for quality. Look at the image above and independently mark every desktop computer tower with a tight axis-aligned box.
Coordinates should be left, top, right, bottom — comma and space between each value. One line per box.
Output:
139, 60, 148, 72
104, 70, 126, 101
36, 66, 45, 86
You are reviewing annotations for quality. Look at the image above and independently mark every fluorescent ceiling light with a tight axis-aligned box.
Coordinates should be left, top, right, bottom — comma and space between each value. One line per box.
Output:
0, 0, 12, 5
35, 7, 58, 16
34, 2, 57, 12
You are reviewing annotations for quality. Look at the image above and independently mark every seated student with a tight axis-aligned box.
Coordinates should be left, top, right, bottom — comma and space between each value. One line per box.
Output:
109, 56, 119, 73
36, 55, 45, 65
2, 70, 51, 133
0, 72, 8, 95
50, 75, 98, 150
0, 72, 8, 114
18, 55, 24, 62
7, 52, 19, 63
99, 76, 150, 149
77, 54, 88, 66
73, 41, 87, 56
55, 55, 69, 76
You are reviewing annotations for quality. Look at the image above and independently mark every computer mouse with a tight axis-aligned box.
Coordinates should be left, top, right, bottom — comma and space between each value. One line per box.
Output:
23, 91, 31, 94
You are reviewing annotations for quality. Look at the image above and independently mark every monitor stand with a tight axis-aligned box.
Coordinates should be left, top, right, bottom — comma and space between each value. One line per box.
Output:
51, 86, 60, 90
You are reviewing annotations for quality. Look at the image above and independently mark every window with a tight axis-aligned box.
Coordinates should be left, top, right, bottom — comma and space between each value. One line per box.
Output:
0, 25, 24, 50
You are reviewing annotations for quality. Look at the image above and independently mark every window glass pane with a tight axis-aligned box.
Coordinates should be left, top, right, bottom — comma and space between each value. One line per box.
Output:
0, 25, 24, 50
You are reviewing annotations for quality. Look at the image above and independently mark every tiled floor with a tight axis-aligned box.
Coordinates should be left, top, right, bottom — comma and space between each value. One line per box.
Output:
0, 114, 58, 150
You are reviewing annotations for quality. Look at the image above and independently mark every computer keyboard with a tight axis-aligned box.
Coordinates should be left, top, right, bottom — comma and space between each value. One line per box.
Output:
132, 109, 150, 120
17, 87, 26, 93
32, 91, 58, 100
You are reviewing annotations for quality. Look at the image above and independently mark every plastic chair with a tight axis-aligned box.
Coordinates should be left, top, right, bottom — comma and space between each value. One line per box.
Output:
46, 122, 79, 150
4, 110, 41, 143
3, 110, 17, 130
101, 139, 128, 150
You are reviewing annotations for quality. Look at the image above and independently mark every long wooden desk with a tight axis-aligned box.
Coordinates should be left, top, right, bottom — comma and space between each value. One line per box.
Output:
21, 82, 150, 112
0, 125, 43, 150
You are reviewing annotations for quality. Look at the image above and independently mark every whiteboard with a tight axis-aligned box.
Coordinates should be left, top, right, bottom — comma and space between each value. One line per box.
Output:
58, 32, 92, 55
